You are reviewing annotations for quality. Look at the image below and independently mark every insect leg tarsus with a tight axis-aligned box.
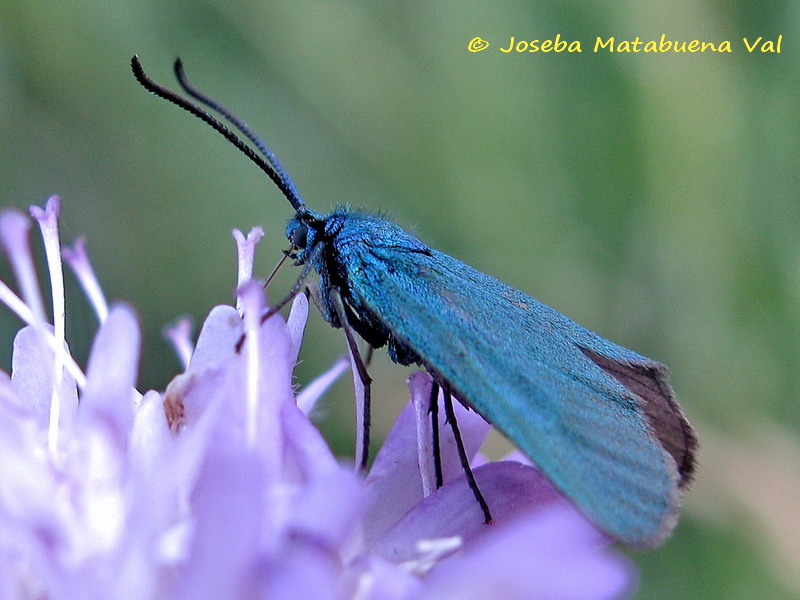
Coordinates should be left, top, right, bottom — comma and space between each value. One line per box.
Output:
259, 241, 323, 325
331, 288, 373, 473
364, 344, 374, 367
263, 246, 291, 290
443, 387, 492, 524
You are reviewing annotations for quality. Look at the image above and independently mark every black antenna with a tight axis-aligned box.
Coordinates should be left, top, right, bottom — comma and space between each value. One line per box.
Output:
131, 55, 307, 213
173, 59, 302, 205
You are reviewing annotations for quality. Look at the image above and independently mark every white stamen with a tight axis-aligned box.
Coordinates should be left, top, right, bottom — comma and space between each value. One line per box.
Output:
0, 278, 37, 326
0, 279, 86, 388
232, 227, 264, 313
347, 335, 368, 473
62, 237, 109, 323
0, 209, 47, 323
163, 317, 195, 370
411, 373, 437, 497
238, 281, 263, 447
30, 197, 66, 454
400, 535, 463, 576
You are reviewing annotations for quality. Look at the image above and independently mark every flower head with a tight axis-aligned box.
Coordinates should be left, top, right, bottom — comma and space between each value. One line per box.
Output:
0, 197, 636, 599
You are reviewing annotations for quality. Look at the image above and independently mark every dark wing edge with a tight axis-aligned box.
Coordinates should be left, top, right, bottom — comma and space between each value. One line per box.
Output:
579, 346, 698, 488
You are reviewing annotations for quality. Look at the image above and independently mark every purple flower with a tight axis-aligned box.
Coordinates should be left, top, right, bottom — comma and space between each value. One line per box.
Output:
0, 197, 636, 599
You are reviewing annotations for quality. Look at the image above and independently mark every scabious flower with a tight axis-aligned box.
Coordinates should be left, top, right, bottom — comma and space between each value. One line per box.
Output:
0, 196, 636, 599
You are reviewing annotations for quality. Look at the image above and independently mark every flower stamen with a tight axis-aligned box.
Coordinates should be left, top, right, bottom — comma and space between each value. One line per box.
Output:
163, 317, 195, 370
0, 278, 86, 388
62, 236, 109, 324
30, 196, 67, 454
232, 227, 264, 313
0, 208, 47, 323
238, 281, 265, 448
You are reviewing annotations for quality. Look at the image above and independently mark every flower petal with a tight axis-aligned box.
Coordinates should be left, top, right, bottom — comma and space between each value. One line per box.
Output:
261, 537, 342, 600
80, 304, 141, 443
187, 305, 242, 373
11, 325, 78, 430
296, 356, 349, 416
372, 461, 564, 562
287, 293, 309, 366
346, 554, 422, 600
175, 452, 265, 600
362, 372, 490, 548
278, 401, 365, 548
232, 226, 264, 299
163, 316, 195, 370
420, 506, 636, 600
62, 236, 109, 323
0, 208, 46, 322
361, 400, 419, 548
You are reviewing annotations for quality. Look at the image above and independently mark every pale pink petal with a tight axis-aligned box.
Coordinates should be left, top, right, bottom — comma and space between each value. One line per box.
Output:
261, 539, 341, 600
11, 325, 78, 429
346, 555, 422, 600
421, 507, 635, 600
362, 401, 420, 548
62, 236, 109, 323
232, 226, 264, 303
410, 372, 437, 496
296, 356, 349, 416
362, 372, 490, 548
346, 332, 368, 472
80, 304, 140, 443
287, 292, 309, 365
372, 461, 564, 562
175, 453, 265, 600
0, 208, 46, 322
187, 305, 242, 372
163, 316, 195, 370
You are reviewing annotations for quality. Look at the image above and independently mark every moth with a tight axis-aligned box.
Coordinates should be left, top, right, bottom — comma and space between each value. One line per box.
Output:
132, 56, 697, 548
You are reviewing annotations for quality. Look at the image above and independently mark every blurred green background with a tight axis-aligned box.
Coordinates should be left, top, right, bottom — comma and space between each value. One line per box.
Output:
1, 1, 798, 598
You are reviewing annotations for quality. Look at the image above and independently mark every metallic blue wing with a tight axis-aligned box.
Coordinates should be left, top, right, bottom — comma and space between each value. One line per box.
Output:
331, 213, 695, 547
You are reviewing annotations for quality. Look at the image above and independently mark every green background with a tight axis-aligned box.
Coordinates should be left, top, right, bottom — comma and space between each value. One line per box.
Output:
1, 2, 798, 598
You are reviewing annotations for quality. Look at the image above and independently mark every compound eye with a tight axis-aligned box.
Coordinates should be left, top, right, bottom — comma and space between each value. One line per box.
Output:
291, 224, 308, 249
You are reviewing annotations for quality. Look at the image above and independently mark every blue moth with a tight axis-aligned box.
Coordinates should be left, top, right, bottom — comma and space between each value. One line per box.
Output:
132, 57, 697, 549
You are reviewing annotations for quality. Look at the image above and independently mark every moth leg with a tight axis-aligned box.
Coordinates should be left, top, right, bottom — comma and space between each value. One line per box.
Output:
364, 344, 374, 368
330, 288, 373, 473
236, 242, 324, 352
262, 244, 292, 289
443, 387, 492, 524
429, 380, 444, 488
259, 241, 324, 325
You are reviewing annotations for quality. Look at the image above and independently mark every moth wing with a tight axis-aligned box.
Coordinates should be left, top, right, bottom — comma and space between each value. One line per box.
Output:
344, 243, 693, 547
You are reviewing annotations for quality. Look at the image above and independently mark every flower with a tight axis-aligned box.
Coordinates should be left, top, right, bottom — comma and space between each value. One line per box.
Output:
0, 196, 636, 599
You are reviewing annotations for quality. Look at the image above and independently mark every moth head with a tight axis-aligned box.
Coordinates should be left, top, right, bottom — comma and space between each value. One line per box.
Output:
286, 209, 323, 263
